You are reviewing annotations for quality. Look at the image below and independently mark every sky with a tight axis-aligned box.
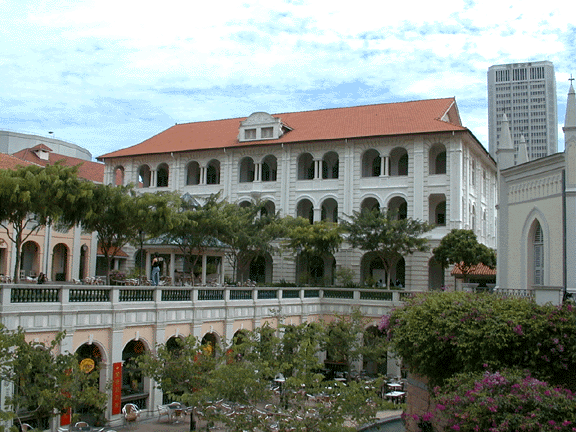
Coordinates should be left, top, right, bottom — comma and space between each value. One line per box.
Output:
1, 0, 574, 160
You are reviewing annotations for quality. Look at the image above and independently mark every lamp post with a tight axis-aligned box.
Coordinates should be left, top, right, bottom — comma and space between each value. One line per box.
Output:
139, 230, 144, 282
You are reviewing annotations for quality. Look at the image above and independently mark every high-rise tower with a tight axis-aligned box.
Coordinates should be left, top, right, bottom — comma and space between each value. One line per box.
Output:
488, 61, 558, 163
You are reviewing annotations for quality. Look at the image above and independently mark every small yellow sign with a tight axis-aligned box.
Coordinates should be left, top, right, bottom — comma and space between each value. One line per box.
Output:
80, 358, 95, 373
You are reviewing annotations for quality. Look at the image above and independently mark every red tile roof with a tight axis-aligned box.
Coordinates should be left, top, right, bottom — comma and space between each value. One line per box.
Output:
451, 262, 497, 276
98, 98, 468, 160
97, 246, 128, 258
0, 153, 36, 170
11, 148, 104, 183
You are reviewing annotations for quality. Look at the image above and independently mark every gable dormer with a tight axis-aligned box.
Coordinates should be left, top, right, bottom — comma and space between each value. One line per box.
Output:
31, 143, 53, 161
238, 112, 289, 142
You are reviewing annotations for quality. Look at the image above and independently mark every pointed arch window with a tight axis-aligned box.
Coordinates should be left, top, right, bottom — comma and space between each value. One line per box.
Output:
533, 222, 544, 286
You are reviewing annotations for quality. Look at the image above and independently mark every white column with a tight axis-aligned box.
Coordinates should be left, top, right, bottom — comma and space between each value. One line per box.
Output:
202, 254, 208, 285
170, 252, 176, 282
314, 159, 322, 179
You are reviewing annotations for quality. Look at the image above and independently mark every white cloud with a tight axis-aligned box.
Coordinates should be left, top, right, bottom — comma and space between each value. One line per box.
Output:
0, 0, 573, 157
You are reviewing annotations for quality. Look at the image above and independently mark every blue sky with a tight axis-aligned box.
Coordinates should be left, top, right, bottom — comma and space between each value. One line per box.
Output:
1, 0, 574, 160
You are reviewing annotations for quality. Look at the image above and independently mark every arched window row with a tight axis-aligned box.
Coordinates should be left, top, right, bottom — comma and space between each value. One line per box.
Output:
120, 145, 448, 188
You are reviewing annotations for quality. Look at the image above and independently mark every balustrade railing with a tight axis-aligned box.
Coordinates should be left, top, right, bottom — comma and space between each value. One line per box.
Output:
0, 284, 429, 306
11, 287, 59, 303
161, 289, 192, 302
230, 289, 252, 300
198, 289, 224, 301
119, 289, 154, 302
69, 288, 111, 302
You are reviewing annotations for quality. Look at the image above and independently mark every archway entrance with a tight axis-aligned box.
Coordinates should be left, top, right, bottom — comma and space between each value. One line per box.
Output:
122, 340, 148, 409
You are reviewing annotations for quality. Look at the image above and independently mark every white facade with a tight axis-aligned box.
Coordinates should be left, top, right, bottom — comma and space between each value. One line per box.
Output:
100, 101, 497, 291
488, 61, 558, 163
497, 80, 576, 294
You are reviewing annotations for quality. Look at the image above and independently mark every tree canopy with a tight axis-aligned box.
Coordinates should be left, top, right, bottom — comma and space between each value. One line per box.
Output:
81, 185, 180, 283
215, 201, 284, 284
1, 329, 107, 430
432, 228, 496, 282
343, 209, 433, 287
0, 164, 94, 282
382, 291, 576, 388
139, 315, 391, 431
164, 193, 225, 283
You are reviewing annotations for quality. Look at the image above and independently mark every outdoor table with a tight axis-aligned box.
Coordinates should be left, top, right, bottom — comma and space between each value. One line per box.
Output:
387, 382, 403, 391
167, 402, 186, 423
384, 390, 406, 404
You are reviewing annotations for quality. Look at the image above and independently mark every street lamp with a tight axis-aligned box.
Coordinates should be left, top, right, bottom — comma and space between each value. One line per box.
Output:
139, 230, 144, 282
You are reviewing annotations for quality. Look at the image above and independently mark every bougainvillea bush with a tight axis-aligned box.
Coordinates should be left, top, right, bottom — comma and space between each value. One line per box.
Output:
432, 369, 576, 432
380, 292, 576, 388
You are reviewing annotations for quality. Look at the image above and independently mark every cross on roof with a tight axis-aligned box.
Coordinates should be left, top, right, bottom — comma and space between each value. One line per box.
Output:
570, 74, 574, 83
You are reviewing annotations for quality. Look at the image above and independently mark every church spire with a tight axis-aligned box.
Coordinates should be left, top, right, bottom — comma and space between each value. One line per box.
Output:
497, 113, 515, 169
517, 134, 529, 164
564, 75, 576, 135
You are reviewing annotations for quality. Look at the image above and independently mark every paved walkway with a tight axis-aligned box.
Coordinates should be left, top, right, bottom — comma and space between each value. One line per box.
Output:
117, 410, 403, 432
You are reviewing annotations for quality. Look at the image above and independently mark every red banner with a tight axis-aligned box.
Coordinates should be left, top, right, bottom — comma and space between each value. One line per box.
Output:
112, 362, 122, 415
60, 407, 71, 426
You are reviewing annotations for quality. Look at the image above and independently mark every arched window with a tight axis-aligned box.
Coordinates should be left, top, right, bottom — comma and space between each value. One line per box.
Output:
138, 165, 151, 188
262, 155, 277, 182
297, 153, 314, 180
206, 159, 220, 184
390, 147, 408, 176
429, 143, 447, 174
388, 196, 407, 220
533, 221, 544, 286
320, 198, 338, 223
186, 161, 200, 185
322, 151, 339, 179
360, 197, 380, 213
113, 166, 125, 186
239, 157, 255, 183
296, 199, 314, 224
362, 149, 381, 177
157, 163, 169, 187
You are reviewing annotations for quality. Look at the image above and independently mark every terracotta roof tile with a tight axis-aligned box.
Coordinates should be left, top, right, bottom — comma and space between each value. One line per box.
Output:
30, 143, 53, 152
98, 98, 468, 159
0, 153, 36, 170
97, 246, 128, 258
11, 149, 104, 183
451, 262, 497, 276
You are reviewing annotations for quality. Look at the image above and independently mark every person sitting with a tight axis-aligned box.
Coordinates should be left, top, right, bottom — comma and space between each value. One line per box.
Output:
37, 273, 46, 284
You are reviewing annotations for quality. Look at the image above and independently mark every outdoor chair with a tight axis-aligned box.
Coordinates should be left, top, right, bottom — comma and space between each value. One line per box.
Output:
122, 403, 140, 428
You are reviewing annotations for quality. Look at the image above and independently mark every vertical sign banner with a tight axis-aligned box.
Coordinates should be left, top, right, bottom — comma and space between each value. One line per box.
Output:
112, 362, 122, 415
60, 407, 71, 426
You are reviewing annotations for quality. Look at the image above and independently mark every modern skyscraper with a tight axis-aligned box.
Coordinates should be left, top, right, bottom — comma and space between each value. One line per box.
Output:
488, 61, 558, 163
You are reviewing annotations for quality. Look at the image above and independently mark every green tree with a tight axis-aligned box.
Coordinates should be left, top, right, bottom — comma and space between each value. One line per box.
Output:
0, 164, 93, 282
282, 218, 344, 285
138, 316, 392, 432
382, 291, 576, 388
176, 321, 389, 432
165, 193, 224, 284
432, 228, 496, 282
343, 209, 433, 288
5, 330, 107, 430
323, 309, 372, 377
216, 201, 284, 284
81, 185, 179, 283
137, 335, 218, 403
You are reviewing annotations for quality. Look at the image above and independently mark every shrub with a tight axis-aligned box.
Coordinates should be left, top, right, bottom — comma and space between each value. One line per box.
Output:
433, 369, 576, 432
381, 291, 576, 388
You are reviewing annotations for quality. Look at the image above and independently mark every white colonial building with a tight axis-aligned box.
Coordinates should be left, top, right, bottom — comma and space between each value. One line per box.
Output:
99, 98, 497, 291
